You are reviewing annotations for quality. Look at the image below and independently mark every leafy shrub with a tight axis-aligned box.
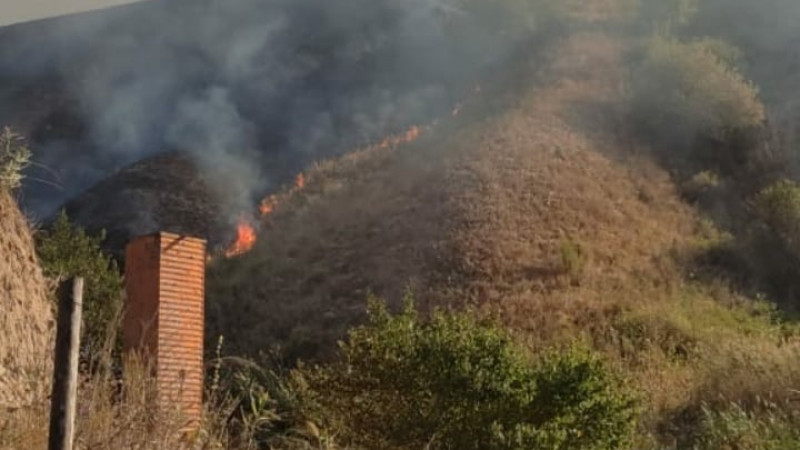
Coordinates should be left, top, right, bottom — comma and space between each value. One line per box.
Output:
0, 126, 31, 190
630, 35, 765, 161
754, 179, 800, 255
36, 210, 123, 358
300, 298, 638, 450
205, 340, 323, 449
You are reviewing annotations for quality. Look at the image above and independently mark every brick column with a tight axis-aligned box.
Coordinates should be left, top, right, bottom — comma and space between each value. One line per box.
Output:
123, 232, 206, 422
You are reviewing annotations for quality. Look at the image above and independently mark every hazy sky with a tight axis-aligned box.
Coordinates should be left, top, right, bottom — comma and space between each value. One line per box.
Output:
0, 0, 147, 27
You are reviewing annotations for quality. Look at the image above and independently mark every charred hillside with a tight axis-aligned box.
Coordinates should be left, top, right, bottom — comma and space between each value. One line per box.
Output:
59, 152, 228, 258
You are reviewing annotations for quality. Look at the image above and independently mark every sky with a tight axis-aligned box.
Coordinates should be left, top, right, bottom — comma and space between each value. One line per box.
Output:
0, 0, 146, 27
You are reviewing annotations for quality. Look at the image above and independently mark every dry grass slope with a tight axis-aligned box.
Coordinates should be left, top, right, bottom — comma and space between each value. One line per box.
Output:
0, 190, 53, 409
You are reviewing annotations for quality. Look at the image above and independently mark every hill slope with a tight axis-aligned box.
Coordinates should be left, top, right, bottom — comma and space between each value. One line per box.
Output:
208, 20, 800, 445
207, 28, 698, 361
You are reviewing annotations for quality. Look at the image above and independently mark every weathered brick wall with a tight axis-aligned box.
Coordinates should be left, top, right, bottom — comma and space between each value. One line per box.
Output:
124, 232, 206, 421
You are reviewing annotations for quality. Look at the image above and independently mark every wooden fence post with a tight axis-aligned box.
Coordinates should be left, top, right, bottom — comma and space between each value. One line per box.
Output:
48, 277, 84, 450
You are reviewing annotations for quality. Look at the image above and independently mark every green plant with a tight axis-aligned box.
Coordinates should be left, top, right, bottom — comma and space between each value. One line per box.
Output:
300, 297, 639, 449
683, 170, 721, 198
0, 126, 31, 190
35, 210, 123, 359
754, 179, 800, 254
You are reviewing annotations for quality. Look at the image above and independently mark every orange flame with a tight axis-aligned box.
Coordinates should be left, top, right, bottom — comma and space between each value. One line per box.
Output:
225, 216, 257, 257
224, 119, 444, 258
259, 194, 279, 216
404, 125, 421, 141
375, 124, 423, 150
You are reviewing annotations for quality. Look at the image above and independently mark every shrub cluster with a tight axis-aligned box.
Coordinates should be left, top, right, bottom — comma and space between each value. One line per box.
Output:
754, 179, 800, 256
0, 126, 31, 191
36, 211, 124, 359
299, 298, 639, 449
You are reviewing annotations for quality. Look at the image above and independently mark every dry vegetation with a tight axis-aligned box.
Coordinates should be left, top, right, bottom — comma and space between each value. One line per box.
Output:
4, 0, 800, 448
0, 185, 52, 409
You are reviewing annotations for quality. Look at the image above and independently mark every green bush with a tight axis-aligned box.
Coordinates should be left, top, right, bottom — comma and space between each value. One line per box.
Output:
36, 211, 123, 357
630, 35, 765, 157
0, 126, 31, 191
300, 298, 638, 449
754, 179, 800, 255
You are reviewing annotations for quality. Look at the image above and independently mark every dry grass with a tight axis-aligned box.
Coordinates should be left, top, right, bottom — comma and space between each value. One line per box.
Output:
0, 188, 53, 409
1, 358, 200, 450
0, 302, 233, 450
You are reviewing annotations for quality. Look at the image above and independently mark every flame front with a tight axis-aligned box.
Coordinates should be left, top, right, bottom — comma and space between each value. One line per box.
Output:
225, 217, 257, 257
377, 124, 423, 149
224, 101, 470, 259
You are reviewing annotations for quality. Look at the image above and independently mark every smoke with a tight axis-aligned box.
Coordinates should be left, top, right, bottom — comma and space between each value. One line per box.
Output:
688, 0, 800, 136
0, 0, 538, 219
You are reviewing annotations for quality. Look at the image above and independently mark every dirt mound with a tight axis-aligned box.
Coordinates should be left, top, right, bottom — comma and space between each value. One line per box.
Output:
207, 31, 700, 361
0, 190, 53, 408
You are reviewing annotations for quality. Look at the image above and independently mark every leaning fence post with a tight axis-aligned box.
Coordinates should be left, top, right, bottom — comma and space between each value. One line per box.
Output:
48, 277, 84, 450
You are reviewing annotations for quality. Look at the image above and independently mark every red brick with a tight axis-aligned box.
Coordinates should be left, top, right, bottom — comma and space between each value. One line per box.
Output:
124, 232, 206, 424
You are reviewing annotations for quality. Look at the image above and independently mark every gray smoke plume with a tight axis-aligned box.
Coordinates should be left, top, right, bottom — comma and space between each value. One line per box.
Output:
0, 0, 536, 220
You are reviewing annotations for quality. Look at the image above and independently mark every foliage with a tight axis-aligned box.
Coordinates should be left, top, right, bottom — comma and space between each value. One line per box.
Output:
694, 401, 800, 450
300, 297, 639, 450
0, 126, 31, 191
36, 210, 123, 358
754, 179, 800, 255
206, 338, 324, 449
682, 170, 721, 199
630, 35, 765, 158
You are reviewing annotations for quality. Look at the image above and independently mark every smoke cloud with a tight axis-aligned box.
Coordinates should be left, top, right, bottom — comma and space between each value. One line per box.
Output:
0, 0, 536, 219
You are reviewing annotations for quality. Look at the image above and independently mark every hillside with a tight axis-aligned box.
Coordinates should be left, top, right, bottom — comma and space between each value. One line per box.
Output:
207, 9, 698, 351
205, 5, 800, 443
60, 152, 228, 258
0, 190, 53, 409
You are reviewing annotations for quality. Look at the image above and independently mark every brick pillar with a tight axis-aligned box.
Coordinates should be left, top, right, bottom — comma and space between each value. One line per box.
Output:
123, 232, 206, 422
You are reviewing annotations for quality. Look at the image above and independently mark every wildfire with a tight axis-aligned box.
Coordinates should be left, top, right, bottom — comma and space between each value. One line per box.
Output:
377, 124, 423, 149
223, 112, 461, 259
259, 194, 279, 216
225, 216, 257, 257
